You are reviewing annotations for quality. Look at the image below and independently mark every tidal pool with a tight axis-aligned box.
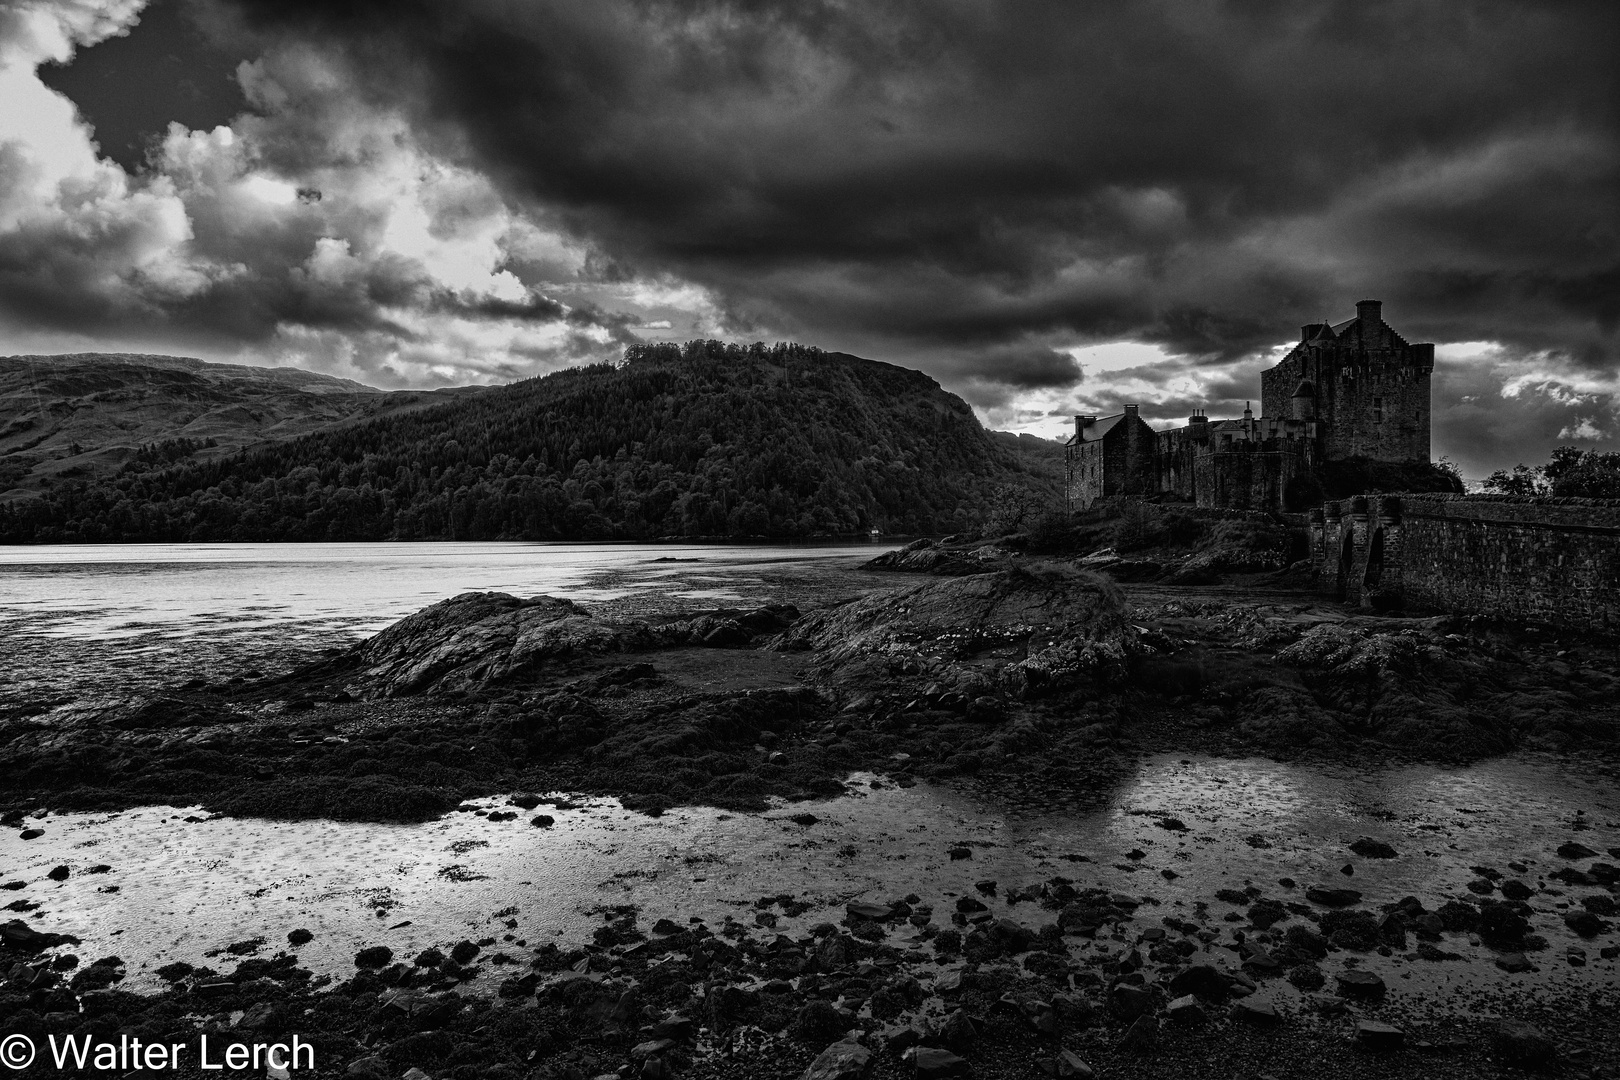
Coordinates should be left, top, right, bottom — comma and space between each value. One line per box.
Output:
3, 753, 1614, 1014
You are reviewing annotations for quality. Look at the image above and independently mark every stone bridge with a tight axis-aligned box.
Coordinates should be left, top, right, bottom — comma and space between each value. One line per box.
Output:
1309, 493, 1620, 631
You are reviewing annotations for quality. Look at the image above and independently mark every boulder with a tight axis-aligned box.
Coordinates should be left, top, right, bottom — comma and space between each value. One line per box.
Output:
801, 1038, 871, 1080
911, 1047, 969, 1079
1564, 911, 1611, 938
1556, 842, 1598, 860
815, 933, 856, 971
1228, 998, 1281, 1028
1167, 959, 1231, 999
865, 541, 1017, 577
349, 593, 650, 695
1355, 1019, 1404, 1049
1489, 1019, 1557, 1067
1305, 886, 1362, 907
1166, 994, 1206, 1025
354, 946, 393, 969
1499, 879, 1533, 901
342, 592, 790, 696
938, 1009, 978, 1050
771, 564, 1134, 697
1335, 970, 1385, 999
0, 920, 79, 952
1349, 838, 1398, 859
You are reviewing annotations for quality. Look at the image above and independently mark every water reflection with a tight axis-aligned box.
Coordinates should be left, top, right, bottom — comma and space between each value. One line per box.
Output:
2, 754, 1611, 1007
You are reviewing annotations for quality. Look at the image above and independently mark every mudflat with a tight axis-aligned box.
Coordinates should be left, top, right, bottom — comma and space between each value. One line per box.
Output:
1, 554, 1617, 1080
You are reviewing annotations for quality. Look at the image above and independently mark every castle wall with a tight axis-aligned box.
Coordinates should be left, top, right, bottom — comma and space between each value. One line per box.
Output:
1154, 428, 1201, 502
1193, 449, 1310, 511
1311, 494, 1620, 630
1065, 440, 1105, 510
1120, 412, 1155, 499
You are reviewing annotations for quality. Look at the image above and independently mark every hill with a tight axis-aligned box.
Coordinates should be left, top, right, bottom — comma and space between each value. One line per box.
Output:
0, 353, 482, 500
0, 341, 1063, 543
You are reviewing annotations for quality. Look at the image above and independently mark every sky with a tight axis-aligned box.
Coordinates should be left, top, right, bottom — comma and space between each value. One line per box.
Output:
1, 0, 1615, 478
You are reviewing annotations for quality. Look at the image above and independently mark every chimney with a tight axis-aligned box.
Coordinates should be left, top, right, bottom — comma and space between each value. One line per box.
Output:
1356, 299, 1382, 325
1243, 401, 1253, 420
1124, 404, 1139, 417
1075, 414, 1097, 440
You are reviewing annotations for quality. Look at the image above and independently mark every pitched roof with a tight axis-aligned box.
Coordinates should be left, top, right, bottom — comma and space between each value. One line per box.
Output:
1065, 411, 1129, 445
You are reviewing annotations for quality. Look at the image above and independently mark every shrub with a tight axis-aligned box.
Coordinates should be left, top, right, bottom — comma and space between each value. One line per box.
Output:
1109, 502, 1168, 552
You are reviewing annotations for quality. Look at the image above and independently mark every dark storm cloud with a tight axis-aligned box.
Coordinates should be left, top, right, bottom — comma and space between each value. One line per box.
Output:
38, 0, 250, 173
218, 0, 1618, 375
956, 343, 1081, 393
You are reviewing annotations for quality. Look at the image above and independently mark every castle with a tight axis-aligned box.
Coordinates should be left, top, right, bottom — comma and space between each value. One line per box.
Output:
1065, 300, 1435, 512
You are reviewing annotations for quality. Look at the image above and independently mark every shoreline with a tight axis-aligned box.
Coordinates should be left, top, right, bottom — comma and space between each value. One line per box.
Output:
2, 556, 1618, 1078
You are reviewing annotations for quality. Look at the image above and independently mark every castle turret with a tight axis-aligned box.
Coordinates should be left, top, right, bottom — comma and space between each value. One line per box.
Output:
1291, 379, 1316, 421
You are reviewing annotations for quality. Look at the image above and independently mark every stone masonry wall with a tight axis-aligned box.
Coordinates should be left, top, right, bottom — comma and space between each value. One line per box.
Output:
1311, 493, 1620, 630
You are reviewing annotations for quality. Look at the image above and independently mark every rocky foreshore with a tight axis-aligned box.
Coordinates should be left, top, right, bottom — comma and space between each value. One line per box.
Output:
2, 552, 1614, 825
3, 551, 1619, 1078
3, 836, 1617, 1080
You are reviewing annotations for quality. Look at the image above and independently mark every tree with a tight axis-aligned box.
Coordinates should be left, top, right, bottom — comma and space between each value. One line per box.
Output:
1483, 445, 1620, 498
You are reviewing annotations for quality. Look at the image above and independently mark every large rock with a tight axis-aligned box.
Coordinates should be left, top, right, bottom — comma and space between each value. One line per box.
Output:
1355, 1019, 1404, 1049
346, 592, 794, 696
773, 563, 1133, 698
801, 1037, 871, 1080
1167, 959, 1232, 999
911, 1047, 969, 1078
0, 920, 79, 952
1335, 970, 1385, 999
1228, 998, 1281, 1028
1305, 886, 1362, 907
1489, 1019, 1557, 1067
865, 539, 1017, 576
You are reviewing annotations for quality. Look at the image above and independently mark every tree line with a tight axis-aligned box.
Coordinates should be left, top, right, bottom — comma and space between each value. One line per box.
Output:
1483, 446, 1620, 499
0, 341, 1060, 543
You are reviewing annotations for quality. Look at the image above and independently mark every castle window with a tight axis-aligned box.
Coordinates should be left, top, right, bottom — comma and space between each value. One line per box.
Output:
1373, 396, 1384, 423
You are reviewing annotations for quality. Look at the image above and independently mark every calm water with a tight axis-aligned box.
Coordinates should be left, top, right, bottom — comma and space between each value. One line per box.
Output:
0, 541, 898, 640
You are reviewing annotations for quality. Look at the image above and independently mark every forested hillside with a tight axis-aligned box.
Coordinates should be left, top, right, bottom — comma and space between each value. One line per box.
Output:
0, 342, 1061, 542
0, 353, 473, 496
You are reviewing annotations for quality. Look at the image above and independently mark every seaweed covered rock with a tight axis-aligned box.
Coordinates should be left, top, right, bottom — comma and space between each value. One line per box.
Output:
353, 593, 655, 695
774, 562, 1133, 699
347, 593, 796, 696
865, 538, 1017, 576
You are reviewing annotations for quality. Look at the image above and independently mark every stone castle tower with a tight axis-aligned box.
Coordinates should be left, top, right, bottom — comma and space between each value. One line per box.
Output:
1258, 299, 1434, 464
